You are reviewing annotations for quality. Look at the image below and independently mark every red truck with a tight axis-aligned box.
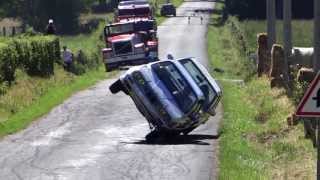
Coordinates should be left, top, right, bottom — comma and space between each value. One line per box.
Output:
101, 19, 158, 72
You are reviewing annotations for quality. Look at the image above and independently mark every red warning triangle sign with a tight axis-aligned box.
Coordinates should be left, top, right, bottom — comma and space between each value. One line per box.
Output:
296, 73, 320, 117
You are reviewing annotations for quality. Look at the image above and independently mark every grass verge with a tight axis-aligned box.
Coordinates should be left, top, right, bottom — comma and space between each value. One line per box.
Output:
0, 66, 112, 137
208, 5, 316, 180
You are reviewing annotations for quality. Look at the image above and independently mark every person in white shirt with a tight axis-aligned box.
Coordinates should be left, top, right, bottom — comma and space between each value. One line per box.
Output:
62, 46, 73, 71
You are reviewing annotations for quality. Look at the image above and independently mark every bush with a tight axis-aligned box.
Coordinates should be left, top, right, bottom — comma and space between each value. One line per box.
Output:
224, 0, 314, 20
70, 50, 101, 75
0, 35, 61, 84
0, 43, 18, 84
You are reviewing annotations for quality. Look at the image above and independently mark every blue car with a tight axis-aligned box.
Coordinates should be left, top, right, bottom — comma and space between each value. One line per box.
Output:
110, 58, 222, 141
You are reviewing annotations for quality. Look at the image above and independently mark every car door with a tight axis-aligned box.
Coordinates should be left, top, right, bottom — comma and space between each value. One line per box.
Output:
177, 58, 222, 116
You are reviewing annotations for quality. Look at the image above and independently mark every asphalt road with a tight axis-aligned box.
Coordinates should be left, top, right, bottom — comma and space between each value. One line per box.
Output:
0, 1, 221, 180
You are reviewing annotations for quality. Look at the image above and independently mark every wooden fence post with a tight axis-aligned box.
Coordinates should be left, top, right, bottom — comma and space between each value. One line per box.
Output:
3, 27, 6, 36
270, 44, 286, 88
267, 0, 276, 51
257, 33, 270, 76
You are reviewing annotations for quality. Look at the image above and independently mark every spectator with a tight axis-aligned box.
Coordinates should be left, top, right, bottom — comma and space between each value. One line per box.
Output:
46, 19, 56, 35
62, 46, 73, 71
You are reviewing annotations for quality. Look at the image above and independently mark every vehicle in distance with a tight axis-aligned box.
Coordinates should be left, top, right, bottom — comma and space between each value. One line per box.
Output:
116, 2, 152, 22
101, 20, 158, 72
109, 57, 222, 141
160, 3, 176, 17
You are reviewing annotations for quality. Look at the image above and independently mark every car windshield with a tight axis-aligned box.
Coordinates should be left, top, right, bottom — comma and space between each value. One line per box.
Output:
106, 23, 134, 35
163, 4, 173, 9
180, 59, 217, 110
152, 61, 197, 113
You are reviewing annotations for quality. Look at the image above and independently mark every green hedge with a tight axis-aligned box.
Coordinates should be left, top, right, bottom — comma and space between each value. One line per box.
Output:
0, 36, 60, 83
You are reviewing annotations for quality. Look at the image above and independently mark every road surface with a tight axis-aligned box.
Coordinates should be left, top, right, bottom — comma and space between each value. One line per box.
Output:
0, 1, 221, 180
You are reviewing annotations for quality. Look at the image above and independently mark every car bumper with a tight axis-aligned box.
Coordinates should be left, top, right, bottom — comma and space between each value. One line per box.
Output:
105, 53, 153, 66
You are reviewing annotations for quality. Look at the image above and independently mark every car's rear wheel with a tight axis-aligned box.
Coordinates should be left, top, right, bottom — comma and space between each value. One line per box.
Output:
109, 79, 125, 94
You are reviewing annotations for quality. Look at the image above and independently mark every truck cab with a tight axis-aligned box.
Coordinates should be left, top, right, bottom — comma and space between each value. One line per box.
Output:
102, 20, 158, 72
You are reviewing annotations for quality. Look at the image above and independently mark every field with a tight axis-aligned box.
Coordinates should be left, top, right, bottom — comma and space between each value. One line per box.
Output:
208, 3, 316, 179
240, 20, 313, 52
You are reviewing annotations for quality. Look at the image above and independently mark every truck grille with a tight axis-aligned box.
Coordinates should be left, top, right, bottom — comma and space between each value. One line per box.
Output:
114, 41, 133, 55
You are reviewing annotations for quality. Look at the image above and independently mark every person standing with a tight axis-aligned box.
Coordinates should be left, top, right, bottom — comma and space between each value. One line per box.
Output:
62, 46, 73, 71
46, 19, 56, 35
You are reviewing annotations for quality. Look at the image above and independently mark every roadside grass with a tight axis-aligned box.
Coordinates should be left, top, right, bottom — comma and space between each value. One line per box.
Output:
208, 7, 316, 180
60, 22, 106, 54
0, 66, 113, 137
0, 17, 115, 138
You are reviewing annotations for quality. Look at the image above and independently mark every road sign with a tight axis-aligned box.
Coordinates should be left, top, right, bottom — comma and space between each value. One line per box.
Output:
296, 73, 320, 117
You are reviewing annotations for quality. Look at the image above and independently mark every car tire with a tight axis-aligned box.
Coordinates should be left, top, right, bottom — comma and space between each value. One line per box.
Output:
109, 79, 124, 94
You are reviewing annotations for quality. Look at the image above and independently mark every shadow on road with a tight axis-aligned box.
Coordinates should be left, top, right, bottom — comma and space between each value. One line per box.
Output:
124, 134, 220, 146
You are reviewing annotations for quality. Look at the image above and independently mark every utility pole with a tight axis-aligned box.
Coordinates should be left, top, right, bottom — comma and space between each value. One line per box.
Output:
314, 0, 320, 72
267, 0, 276, 50
283, 0, 292, 85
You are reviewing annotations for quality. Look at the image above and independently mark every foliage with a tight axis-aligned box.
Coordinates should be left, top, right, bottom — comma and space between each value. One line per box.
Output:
209, 3, 316, 178
0, 66, 109, 137
0, 0, 96, 34
0, 36, 60, 83
224, 0, 313, 20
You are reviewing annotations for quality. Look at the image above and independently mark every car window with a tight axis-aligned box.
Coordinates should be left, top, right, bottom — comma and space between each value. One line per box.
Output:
180, 59, 217, 110
152, 61, 197, 113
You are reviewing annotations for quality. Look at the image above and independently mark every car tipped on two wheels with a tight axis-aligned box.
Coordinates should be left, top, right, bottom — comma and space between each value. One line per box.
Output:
109, 57, 222, 142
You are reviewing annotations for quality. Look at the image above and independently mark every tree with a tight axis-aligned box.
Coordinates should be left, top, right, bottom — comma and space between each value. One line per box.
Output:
224, 0, 313, 20
0, 0, 92, 34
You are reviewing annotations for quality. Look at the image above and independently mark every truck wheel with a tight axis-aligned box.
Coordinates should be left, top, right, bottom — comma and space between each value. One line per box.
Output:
105, 64, 112, 72
109, 80, 124, 94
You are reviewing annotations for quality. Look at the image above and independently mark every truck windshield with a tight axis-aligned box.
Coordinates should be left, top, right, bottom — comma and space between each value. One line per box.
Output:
107, 23, 134, 35
152, 62, 197, 113
179, 59, 217, 110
